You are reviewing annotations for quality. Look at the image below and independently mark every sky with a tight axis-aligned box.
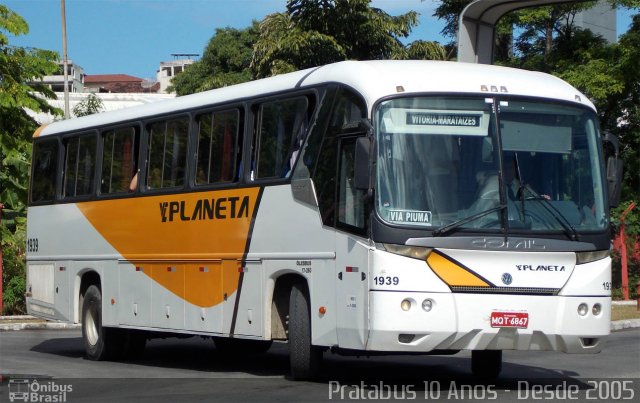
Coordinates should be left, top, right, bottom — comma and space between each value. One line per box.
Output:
4, 0, 637, 80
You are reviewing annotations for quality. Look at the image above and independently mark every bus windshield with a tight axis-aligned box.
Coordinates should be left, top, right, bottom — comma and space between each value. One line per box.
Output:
374, 96, 607, 235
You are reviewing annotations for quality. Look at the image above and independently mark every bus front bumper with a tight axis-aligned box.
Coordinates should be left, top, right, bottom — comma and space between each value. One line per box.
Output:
367, 291, 610, 353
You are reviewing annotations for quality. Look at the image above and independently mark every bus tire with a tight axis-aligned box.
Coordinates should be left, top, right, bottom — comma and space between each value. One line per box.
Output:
213, 337, 272, 355
81, 285, 124, 360
289, 282, 322, 380
471, 350, 502, 379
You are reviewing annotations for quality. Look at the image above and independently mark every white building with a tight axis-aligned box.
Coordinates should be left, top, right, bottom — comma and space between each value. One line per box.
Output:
156, 54, 198, 94
40, 61, 85, 93
29, 92, 175, 126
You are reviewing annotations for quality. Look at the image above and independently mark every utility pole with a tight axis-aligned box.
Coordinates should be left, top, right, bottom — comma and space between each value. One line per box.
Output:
61, 0, 70, 119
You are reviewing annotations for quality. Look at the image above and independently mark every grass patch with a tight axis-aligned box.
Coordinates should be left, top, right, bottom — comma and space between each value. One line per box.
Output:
612, 304, 640, 321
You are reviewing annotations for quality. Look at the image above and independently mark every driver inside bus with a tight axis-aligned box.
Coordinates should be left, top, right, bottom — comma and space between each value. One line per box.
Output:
472, 155, 550, 212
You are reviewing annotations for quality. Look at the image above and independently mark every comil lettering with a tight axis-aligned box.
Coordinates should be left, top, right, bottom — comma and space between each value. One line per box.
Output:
159, 196, 250, 223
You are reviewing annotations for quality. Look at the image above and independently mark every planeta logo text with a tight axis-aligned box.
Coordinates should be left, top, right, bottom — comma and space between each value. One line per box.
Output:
159, 196, 250, 222
516, 264, 566, 272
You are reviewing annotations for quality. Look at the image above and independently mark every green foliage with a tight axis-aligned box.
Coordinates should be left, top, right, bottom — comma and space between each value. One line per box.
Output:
395, 40, 448, 61
252, 0, 439, 78
612, 201, 640, 238
173, 1, 447, 94
1, 215, 26, 314
169, 23, 260, 95
72, 93, 104, 117
611, 248, 640, 300
1, 5, 61, 314
252, 11, 347, 78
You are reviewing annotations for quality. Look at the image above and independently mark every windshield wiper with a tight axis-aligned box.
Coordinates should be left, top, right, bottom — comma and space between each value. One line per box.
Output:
521, 185, 580, 241
432, 205, 506, 237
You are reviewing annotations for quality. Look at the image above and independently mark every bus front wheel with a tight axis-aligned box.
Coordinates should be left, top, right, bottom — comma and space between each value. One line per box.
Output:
288, 282, 322, 380
82, 285, 124, 360
471, 350, 502, 379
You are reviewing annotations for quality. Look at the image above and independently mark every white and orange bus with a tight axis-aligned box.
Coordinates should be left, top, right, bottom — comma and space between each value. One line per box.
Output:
26, 60, 619, 379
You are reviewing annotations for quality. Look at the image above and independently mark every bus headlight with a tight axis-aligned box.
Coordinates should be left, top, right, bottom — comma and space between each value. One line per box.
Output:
578, 303, 589, 316
379, 243, 432, 260
576, 250, 609, 264
421, 299, 434, 312
401, 299, 412, 311
592, 303, 602, 316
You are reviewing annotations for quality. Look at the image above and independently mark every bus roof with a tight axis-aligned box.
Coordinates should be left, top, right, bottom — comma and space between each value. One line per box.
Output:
38, 60, 594, 137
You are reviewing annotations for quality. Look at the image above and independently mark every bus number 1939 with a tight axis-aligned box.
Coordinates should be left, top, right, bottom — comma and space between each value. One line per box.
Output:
374, 276, 399, 286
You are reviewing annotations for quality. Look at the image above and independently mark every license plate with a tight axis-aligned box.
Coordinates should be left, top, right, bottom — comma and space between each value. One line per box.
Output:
490, 311, 529, 328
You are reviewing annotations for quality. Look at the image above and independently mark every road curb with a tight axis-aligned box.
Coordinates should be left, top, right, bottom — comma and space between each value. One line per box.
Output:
610, 319, 640, 331
611, 300, 637, 306
0, 321, 81, 331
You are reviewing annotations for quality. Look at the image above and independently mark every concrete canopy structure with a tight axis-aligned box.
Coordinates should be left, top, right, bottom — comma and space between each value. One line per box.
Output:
457, 0, 592, 64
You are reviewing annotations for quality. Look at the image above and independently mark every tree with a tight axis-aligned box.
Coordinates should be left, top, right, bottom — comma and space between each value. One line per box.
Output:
602, 14, 640, 200
169, 23, 260, 95
0, 5, 60, 313
73, 93, 104, 117
252, 0, 444, 78
511, 2, 599, 71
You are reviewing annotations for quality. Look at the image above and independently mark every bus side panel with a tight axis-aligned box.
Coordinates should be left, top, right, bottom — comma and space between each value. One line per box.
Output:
118, 261, 151, 327
26, 204, 119, 323
183, 262, 224, 333
149, 263, 185, 330
222, 259, 263, 337
26, 262, 56, 320
247, 185, 338, 346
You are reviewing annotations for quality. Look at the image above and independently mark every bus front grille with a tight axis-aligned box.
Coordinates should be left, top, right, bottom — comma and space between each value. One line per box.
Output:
449, 286, 560, 296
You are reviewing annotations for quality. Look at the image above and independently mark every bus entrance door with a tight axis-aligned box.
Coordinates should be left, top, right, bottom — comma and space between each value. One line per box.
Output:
335, 234, 369, 350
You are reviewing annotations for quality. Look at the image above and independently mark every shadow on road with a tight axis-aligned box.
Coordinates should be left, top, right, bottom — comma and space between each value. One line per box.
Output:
29, 334, 591, 388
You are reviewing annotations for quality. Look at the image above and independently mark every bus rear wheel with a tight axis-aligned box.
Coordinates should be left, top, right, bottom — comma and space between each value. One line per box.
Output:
471, 350, 502, 379
82, 285, 124, 360
288, 282, 322, 380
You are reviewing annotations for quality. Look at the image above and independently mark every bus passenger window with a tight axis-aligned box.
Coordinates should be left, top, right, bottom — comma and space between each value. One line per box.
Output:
254, 97, 309, 180
101, 127, 138, 194
30, 139, 59, 203
146, 118, 189, 190
63, 134, 97, 198
195, 109, 241, 185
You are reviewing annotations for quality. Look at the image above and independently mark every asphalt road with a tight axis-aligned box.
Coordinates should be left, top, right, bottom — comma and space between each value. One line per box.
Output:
1, 329, 639, 402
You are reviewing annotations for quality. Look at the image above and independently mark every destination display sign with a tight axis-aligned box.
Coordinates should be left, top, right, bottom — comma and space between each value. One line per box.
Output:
381, 108, 489, 136
386, 209, 433, 226
406, 112, 482, 127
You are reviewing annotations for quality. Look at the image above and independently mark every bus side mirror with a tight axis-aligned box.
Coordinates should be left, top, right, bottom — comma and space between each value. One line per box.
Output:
354, 137, 371, 191
607, 157, 623, 207
603, 131, 623, 208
